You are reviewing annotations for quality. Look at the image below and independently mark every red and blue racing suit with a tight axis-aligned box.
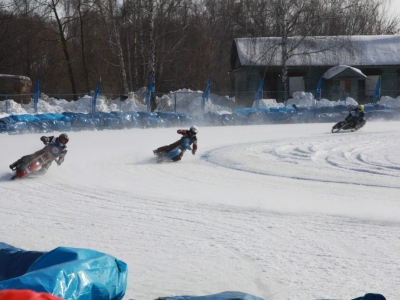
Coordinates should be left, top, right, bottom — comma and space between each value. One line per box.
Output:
154, 129, 197, 160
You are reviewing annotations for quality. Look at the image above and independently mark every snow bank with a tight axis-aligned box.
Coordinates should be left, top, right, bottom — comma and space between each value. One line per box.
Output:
378, 95, 400, 107
0, 89, 236, 118
260, 91, 359, 108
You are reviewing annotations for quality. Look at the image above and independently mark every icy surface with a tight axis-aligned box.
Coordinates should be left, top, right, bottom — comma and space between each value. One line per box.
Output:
1, 123, 400, 300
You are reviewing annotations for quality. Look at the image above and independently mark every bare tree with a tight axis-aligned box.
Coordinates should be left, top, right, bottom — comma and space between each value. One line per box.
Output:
73, 0, 96, 92
0, 0, 398, 99
33, 0, 79, 99
95, 0, 129, 94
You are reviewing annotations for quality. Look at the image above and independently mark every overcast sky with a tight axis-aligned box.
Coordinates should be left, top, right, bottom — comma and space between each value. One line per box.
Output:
389, 0, 400, 18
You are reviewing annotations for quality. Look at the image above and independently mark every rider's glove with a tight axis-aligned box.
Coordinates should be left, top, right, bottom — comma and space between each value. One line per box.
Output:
40, 136, 48, 144
192, 149, 196, 155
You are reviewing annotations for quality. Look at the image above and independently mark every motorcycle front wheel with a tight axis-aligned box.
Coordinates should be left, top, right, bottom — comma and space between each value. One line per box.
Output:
331, 121, 346, 133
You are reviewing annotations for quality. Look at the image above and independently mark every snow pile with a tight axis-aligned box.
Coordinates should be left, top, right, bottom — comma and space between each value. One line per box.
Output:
378, 95, 400, 107
285, 92, 316, 107
156, 89, 237, 116
252, 99, 284, 108
0, 100, 27, 115
0, 94, 147, 118
273, 91, 359, 108
0, 88, 238, 118
1, 87, 396, 121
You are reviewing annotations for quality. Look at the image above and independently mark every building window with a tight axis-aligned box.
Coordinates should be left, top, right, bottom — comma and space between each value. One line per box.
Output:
289, 76, 305, 96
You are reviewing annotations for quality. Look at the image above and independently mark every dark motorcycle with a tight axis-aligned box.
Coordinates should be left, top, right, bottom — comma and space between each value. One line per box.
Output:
11, 146, 57, 180
331, 111, 358, 133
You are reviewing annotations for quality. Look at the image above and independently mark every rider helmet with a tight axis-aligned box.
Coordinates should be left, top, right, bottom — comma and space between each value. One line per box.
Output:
58, 133, 69, 145
189, 125, 199, 136
357, 105, 364, 111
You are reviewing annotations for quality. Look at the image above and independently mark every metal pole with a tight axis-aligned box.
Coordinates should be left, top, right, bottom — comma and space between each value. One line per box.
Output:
174, 92, 177, 113
6, 95, 8, 114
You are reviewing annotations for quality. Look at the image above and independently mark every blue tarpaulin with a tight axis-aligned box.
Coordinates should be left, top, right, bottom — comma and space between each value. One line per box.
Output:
352, 293, 386, 300
0, 243, 45, 282
158, 291, 263, 300
9, 114, 41, 123
0, 243, 127, 300
158, 291, 386, 300
35, 113, 71, 122
0, 105, 399, 134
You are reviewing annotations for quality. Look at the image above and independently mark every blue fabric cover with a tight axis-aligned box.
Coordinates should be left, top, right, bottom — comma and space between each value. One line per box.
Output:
110, 111, 140, 128
0, 105, 398, 134
62, 112, 96, 129
9, 114, 40, 122
352, 293, 386, 300
367, 110, 396, 120
88, 112, 122, 129
235, 108, 257, 116
0, 243, 45, 282
158, 291, 263, 300
35, 113, 71, 122
0, 245, 127, 300
255, 108, 270, 112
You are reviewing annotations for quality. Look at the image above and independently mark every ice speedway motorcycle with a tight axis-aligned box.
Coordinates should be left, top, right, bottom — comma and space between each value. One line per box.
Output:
154, 138, 192, 163
11, 145, 58, 180
331, 109, 365, 133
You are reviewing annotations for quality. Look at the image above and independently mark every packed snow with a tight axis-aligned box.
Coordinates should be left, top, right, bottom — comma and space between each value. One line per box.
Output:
1, 92, 400, 300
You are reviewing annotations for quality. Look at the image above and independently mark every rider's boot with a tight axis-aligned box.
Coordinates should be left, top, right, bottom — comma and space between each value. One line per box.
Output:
9, 160, 21, 170
10, 156, 29, 170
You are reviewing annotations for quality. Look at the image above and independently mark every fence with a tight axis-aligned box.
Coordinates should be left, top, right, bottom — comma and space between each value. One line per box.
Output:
1, 89, 400, 116
0, 91, 237, 115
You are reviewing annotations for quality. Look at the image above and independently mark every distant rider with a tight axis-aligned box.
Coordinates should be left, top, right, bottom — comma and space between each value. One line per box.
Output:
10, 133, 69, 175
153, 125, 198, 161
350, 105, 366, 131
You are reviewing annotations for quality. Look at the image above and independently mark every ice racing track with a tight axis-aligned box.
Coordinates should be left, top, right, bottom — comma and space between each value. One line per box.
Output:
204, 131, 400, 189
1, 122, 400, 300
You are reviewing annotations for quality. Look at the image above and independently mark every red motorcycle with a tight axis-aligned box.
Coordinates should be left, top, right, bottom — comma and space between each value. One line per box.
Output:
11, 146, 57, 180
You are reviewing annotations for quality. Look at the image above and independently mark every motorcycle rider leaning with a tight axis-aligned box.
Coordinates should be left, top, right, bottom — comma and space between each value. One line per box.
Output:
350, 105, 366, 131
153, 125, 198, 161
9, 133, 69, 175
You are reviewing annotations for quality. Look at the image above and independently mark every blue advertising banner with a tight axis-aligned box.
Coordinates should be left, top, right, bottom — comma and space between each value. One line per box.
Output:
374, 76, 381, 102
202, 78, 212, 110
255, 78, 264, 108
34, 79, 40, 113
146, 79, 154, 112
316, 77, 322, 101
92, 80, 102, 113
